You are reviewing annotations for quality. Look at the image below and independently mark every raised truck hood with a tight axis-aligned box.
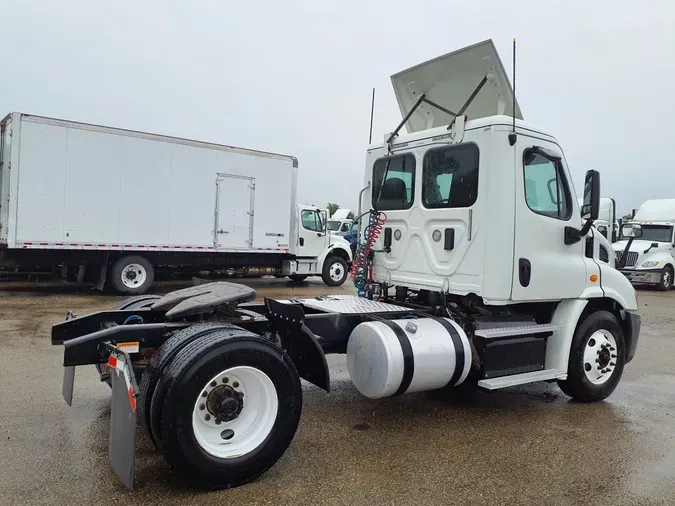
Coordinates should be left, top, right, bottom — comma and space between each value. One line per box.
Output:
390, 39, 523, 133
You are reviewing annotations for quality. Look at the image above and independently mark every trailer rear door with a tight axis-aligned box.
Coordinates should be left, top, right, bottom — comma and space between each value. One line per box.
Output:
214, 174, 255, 249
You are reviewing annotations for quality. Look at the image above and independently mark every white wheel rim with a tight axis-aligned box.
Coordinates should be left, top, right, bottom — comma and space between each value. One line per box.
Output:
329, 262, 344, 282
192, 366, 278, 459
664, 270, 672, 288
583, 330, 618, 385
121, 263, 147, 289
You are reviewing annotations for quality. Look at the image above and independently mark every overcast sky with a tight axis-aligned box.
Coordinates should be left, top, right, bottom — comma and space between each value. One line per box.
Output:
2, 0, 673, 216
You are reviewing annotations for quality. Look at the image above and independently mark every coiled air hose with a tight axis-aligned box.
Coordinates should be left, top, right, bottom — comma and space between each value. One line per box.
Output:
350, 210, 387, 296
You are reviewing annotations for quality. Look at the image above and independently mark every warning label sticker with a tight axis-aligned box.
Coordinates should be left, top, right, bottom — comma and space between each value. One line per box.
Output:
117, 342, 140, 354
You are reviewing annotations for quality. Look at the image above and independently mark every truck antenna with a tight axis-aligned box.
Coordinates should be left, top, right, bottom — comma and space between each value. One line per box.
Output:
508, 38, 517, 146
369, 88, 375, 144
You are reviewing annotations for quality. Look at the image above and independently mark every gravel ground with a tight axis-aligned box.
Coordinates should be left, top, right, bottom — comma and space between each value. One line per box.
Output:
0, 279, 673, 506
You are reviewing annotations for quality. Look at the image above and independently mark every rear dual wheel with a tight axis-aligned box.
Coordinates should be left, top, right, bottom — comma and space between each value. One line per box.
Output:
144, 327, 302, 489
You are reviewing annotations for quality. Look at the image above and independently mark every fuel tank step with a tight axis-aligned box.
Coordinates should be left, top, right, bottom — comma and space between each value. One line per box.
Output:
477, 368, 566, 390
474, 323, 560, 339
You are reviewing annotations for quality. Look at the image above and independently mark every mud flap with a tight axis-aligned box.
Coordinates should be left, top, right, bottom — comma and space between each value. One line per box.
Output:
62, 366, 75, 406
107, 346, 139, 491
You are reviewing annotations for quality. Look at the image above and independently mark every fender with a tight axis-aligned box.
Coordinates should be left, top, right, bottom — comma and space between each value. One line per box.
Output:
546, 299, 588, 374
265, 298, 330, 392
317, 237, 353, 269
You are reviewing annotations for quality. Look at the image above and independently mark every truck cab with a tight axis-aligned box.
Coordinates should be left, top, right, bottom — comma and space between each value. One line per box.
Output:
286, 204, 353, 285
613, 199, 675, 290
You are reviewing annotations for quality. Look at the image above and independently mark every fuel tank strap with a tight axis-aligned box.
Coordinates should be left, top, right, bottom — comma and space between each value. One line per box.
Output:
377, 319, 414, 396
426, 316, 465, 387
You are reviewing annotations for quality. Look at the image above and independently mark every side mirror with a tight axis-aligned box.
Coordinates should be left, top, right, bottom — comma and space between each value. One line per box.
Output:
622, 224, 643, 238
566, 169, 601, 245
580, 170, 600, 221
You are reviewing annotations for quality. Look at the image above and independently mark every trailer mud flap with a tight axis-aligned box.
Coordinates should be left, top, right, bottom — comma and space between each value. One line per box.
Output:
107, 347, 139, 491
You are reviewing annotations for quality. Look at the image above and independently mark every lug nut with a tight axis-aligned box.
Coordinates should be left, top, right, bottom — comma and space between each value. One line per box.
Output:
611, 354, 617, 358
210, 381, 217, 387
199, 404, 205, 411
205, 414, 211, 421
610, 362, 615, 367
233, 381, 240, 388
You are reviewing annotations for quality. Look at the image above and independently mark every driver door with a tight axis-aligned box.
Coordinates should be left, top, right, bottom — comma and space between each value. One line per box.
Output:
297, 207, 326, 257
511, 138, 587, 301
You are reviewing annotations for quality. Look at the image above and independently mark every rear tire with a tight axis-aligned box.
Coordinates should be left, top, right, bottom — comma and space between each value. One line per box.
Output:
156, 329, 302, 489
321, 256, 348, 287
110, 255, 155, 294
657, 265, 673, 291
557, 310, 625, 402
138, 324, 244, 448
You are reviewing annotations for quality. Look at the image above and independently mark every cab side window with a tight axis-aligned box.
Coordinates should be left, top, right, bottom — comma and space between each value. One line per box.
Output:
523, 149, 572, 220
422, 143, 479, 208
301, 210, 322, 232
372, 154, 415, 211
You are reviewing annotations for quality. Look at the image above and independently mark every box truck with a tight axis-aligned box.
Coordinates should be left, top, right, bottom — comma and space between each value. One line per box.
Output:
0, 113, 352, 293
613, 199, 675, 290
52, 39, 640, 491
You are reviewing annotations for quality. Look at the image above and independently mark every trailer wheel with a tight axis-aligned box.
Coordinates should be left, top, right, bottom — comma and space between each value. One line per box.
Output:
138, 323, 246, 448
657, 265, 673, 291
321, 256, 348, 286
156, 329, 302, 489
95, 295, 163, 387
557, 310, 625, 402
110, 255, 155, 294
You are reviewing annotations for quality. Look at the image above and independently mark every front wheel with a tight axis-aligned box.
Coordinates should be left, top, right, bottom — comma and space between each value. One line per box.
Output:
657, 265, 673, 291
557, 310, 625, 402
157, 330, 302, 489
321, 256, 348, 287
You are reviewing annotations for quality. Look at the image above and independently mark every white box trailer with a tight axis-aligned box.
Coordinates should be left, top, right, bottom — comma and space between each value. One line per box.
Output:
0, 113, 352, 293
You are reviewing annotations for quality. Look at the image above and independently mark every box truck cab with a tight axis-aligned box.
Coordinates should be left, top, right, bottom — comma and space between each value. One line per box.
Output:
613, 199, 675, 290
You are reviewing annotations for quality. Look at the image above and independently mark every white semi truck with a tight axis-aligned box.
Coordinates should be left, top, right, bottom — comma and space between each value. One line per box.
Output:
613, 199, 675, 290
0, 113, 352, 292
51, 39, 640, 491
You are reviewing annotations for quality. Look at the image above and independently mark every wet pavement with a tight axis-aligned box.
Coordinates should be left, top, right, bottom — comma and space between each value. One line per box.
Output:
1, 278, 674, 505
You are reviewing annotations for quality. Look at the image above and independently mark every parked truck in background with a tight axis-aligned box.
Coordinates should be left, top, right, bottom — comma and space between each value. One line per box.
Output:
613, 199, 675, 290
578, 197, 618, 242
0, 113, 352, 293
51, 39, 640, 491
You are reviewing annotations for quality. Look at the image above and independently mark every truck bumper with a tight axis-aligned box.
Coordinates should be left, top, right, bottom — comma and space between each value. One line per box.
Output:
619, 268, 661, 285
624, 312, 641, 363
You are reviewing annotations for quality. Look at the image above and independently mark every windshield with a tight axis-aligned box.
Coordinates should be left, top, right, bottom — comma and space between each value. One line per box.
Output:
637, 225, 673, 243
326, 221, 341, 231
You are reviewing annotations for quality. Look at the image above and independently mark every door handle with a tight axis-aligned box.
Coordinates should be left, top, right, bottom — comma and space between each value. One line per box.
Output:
299, 237, 304, 246
217, 229, 229, 235
519, 258, 531, 287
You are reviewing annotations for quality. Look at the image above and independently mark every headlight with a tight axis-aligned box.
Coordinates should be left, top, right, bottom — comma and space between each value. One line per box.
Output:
642, 261, 660, 268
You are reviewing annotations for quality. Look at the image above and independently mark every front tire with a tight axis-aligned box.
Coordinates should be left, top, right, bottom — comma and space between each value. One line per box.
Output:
657, 265, 673, 291
156, 329, 302, 489
557, 310, 625, 402
110, 255, 155, 294
321, 256, 348, 287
